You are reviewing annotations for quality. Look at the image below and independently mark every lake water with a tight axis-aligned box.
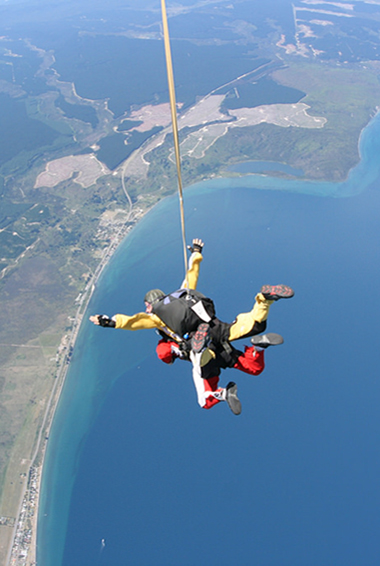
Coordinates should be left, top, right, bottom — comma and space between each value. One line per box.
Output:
37, 112, 380, 566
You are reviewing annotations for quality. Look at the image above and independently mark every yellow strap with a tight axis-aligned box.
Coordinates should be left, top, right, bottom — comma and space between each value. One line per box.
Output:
161, 0, 189, 286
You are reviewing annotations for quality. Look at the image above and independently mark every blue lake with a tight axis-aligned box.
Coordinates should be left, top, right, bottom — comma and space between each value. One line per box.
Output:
38, 113, 380, 566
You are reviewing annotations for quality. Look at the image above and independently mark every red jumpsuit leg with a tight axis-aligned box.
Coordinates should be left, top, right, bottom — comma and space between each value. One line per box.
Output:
202, 376, 223, 409
233, 346, 265, 376
158, 340, 223, 410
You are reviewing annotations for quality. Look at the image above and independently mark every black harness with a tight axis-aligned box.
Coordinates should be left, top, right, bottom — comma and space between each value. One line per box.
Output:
152, 288, 216, 338
153, 288, 268, 374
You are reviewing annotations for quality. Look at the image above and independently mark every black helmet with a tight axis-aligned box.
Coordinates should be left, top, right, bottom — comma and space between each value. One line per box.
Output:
144, 288, 165, 305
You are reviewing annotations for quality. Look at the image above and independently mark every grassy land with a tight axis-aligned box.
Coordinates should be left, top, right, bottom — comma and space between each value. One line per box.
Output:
0, 165, 130, 545
141, 60, 380, 187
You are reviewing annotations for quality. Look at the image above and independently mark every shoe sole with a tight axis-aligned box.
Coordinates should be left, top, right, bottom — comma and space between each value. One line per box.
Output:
226, 382, 242, 415
251, 333, 284, 348
191, 323, 210, 353
261, 284, 294, 300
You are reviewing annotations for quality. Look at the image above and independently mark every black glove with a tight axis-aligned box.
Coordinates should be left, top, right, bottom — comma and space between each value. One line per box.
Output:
179, 340, 191, 353
187, 238, 204, 254
98, 315, 116, 328
178, 341, 191, 360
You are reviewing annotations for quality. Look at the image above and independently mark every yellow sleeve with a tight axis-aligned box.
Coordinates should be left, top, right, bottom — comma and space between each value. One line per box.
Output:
114, 312, 165, 331
183, 252, 203, 290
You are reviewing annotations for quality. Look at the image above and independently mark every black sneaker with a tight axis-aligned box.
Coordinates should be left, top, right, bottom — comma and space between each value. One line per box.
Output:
225, 382, 242, 415
260, 284, 294, 301
191, 323, 211, 353
251, 333, 284, 348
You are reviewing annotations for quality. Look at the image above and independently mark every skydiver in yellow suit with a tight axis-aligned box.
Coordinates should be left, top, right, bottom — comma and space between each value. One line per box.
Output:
90, 238, 294, 414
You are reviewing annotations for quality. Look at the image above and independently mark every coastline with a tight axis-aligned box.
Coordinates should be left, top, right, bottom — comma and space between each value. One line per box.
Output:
5, 96, 380, 566
36, 135, 380, 566
1, 9, 380, 562
4, 179, 157, 565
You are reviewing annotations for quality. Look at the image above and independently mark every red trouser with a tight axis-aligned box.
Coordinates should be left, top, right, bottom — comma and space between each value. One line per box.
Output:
233, 345, 265, 375
156, 341, 265, 409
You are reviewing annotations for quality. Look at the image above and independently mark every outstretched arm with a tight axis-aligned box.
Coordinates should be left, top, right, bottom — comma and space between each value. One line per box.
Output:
89, 312, 164, 331
181, 238, 204, 290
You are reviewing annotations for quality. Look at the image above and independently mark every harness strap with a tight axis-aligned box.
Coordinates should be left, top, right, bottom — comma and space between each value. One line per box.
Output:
160, 324, 184, 344
191, 301, 212, 323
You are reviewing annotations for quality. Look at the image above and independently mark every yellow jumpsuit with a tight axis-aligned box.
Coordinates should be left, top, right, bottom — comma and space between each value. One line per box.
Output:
114, 251, 273, 342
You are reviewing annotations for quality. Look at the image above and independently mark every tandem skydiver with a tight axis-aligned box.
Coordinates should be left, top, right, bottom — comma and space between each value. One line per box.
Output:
89, 238, 294, 415
156, 331, 285, 415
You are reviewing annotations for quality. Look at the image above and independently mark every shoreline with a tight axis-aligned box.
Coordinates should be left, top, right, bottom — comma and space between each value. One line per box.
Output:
6, 100, 380, 566
5, 178, 157, 565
